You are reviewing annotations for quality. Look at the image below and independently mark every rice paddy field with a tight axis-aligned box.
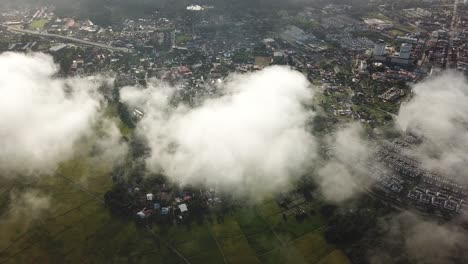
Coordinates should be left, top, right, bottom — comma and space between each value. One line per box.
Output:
0, 172, 351, 264
0, 122, 351, 264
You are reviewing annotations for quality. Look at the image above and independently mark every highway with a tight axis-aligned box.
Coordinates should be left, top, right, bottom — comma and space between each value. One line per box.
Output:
7, 27, 130, 53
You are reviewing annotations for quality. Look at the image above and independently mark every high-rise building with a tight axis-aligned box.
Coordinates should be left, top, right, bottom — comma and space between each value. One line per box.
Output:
374, 40, 386, 56
399, 43, 412, 59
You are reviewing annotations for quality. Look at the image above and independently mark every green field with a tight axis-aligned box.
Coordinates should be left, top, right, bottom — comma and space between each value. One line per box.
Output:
0, 176, 351, 264
386, 29, 405, 37
28, 19, 49, 30
0, 119, 350, 264
176, 34, 193, 44
104, 103, 135, 137
255, 56, 272, 67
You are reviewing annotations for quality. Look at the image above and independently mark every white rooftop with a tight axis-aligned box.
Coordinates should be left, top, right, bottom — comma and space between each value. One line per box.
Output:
178, 203, 188, 213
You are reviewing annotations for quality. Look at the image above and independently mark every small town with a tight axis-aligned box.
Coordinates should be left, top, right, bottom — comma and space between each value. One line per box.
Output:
0, 0, 468, 264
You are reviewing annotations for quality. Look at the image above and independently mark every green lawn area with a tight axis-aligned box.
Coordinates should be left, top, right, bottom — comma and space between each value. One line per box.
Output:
28, 19, 49, 30
386, 29, 405, 37
394, 24, 418, 33
176, 34, 192, 44
255, 56, 271, 67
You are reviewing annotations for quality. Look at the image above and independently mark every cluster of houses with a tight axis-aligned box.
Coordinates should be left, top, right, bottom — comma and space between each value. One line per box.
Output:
376, 147, 423, 179
371, 69, 420, 83
371, 136, 467, 215
421, 172, 468, 197
368, 165, 405, 194
132, 186, 223, 225
407, 187, 465, 214
135, 189, 193, 223
379, 175, 404, 193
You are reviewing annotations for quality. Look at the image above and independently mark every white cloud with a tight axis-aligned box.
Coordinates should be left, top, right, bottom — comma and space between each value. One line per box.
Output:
121, 66, 317, 197
397, 72, 468, 182
317, 123, 373, 203
0, 52, 109, 176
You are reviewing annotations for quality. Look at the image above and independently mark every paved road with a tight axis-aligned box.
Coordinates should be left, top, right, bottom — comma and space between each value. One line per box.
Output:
363, 105, 398, 119
452, 0, 459, 30
7, 27, 130, 53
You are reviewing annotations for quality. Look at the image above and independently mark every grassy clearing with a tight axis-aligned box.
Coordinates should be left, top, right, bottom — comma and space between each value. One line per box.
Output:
28, 19, 48, 30
255, 56, 271, 67
175, 34, 192, 44
387, 29, 405, 37
318, 250, 352, 264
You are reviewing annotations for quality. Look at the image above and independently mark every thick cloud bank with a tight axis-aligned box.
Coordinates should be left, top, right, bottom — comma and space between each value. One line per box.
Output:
121, 66, 317, 196
0, 53, 103, 176
398, 73, 468, 181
